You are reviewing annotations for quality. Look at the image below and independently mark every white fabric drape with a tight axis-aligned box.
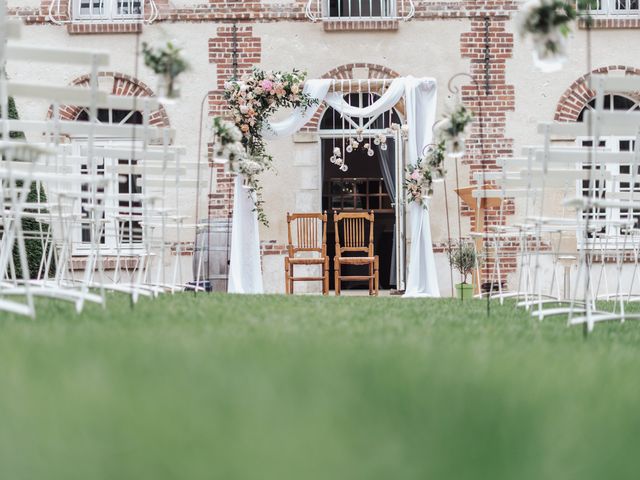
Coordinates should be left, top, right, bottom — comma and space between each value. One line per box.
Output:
403, 77, 440, 297
263, 79, 332, 140
228, 175, 264, 294
228, 76, 440, 296
323, 78, 406, 118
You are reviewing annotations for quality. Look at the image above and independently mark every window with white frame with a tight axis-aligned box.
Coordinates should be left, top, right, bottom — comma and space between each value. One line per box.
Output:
577, 94, 640, 249
72, 107, 144, 254
327, 0, 397, 18
305, 0, 415, 21
73, 0, 144, 23
585, 0, 640, 16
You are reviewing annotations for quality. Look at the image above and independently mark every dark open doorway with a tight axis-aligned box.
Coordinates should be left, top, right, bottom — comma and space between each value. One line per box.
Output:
318, 91, 403, 291
321, 139, 395, 290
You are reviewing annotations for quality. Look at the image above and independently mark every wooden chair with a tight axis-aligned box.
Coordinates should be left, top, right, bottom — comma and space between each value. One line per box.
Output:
334, 210, 379, 296
285, 212, 329, 295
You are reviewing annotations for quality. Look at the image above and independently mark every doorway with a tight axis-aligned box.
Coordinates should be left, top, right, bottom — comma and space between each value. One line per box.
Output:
321, 140, 396, 289
318, 92, 403, 290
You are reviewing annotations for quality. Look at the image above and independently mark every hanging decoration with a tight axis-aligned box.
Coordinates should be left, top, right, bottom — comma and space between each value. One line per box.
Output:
142, 40, 189, 98
331, 118, 408, 173
404, 140, 446, 206
224, 68, 317, 225
435, 101, 474, 158
516, 0, 577, 73
329, 146, 348, 172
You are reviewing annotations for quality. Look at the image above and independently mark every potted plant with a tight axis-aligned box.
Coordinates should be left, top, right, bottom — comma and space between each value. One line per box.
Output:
142, 40, 189, 99
447, 241, 479, 299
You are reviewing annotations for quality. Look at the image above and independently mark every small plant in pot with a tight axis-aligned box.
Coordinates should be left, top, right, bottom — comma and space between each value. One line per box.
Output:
447, 241, 479, 299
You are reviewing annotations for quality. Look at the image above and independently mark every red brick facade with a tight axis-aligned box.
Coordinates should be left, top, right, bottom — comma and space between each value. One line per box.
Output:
10, 0, 640, 288
207, 25, 262, 219
459, 4, 517, 280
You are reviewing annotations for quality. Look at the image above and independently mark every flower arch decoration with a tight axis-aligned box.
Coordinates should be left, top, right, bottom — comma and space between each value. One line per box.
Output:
223, 68, 318, 225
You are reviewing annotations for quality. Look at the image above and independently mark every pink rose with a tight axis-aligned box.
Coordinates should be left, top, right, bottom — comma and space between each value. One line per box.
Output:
261, 79, 274, 92
411, 170, 421, 181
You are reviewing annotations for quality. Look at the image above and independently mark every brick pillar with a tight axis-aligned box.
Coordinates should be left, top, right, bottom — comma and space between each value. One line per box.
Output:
208, 25, 262, 219
460, 6, 517, 287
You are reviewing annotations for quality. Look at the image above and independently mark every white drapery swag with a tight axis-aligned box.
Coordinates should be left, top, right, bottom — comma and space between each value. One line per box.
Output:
403, 77, 440, 297
228, 76, 440, 296
228, 175, 264, 294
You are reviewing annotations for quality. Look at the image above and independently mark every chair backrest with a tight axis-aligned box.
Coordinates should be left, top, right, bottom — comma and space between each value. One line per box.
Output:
334, 210, 374, 256
286, 212, 327, 258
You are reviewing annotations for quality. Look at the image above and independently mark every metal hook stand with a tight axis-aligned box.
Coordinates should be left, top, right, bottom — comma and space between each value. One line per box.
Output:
445, 71, 491, 315
421, 142, 456, 296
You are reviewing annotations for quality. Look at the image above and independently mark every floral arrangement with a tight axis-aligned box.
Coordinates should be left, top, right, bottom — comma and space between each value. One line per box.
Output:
224, 68, 317, 225
142, 41, 189, 98
516, 0, 581, 72
212, 117, 263, 175
404, 140, 446, 205
435, 102, 474, 158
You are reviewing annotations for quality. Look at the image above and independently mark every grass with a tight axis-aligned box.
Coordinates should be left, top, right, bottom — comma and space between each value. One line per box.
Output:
1, 293, 640, 479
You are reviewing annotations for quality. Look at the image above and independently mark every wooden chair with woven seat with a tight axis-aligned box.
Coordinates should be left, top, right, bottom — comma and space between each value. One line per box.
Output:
333, 210, 379, 296
284, 212, 329, 295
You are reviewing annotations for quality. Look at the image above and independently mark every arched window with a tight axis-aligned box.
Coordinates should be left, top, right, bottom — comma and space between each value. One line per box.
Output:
577, 94, 640, 247
73, 107, 145, 252
577, 94, 640, 122
75, 107, 144, 125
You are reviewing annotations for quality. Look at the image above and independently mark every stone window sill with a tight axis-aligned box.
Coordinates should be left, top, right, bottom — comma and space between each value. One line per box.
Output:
70, 256, 140, 271
578, 17, 640, 29
322, 19, 399, 32
67, 22, 142, 35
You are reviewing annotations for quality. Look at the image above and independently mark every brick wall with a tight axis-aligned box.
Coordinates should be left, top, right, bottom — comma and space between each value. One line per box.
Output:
15, 0, 517, 26
459, 1, 517, 283
207, 25, 262, 220
9, 0, 580, 289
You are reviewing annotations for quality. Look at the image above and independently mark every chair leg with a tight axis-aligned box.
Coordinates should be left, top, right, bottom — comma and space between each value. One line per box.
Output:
284, 258, 290, 295
369, 261, 373, 295
374, 256, 379, 296
323, 258, 329, 296
334, 258, 341, 296
289, 263, 294, 295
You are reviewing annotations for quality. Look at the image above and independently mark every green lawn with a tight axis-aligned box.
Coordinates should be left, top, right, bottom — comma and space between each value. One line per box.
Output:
1, 293, 640, 480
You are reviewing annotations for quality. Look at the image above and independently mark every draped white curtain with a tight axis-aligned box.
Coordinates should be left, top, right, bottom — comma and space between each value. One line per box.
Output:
228, 76, 440, 296
403, 77, 440, 297
227, 175, 264, 294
